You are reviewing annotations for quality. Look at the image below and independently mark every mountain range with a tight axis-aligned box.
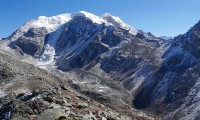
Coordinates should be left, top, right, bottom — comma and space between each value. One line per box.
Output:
0, 11, 200, 120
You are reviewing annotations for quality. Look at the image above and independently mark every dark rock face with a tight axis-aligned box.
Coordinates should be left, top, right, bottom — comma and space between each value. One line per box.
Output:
56, 16, 163, 78
99, 35, 160, 81
56, 17, 135, 70
69, 41, 109, 68
100, 26, 123, 47
12, 27, 49, 57
56, 16, 101, 53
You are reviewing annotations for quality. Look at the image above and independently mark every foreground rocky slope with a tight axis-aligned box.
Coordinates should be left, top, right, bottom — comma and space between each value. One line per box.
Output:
0, 50, 152, 120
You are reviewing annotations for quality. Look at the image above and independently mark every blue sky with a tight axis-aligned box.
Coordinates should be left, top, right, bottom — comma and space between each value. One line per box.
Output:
0, 0, 200, 38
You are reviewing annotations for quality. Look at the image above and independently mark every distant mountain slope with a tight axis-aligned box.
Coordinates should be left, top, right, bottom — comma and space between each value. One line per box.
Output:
134, 21, 200, 119
160, 36, 173, 40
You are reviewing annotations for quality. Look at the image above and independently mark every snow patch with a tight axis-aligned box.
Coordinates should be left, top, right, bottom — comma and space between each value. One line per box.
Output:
36, 44, 55, 66
0, 90, 6, 98
97, 86, 108, 92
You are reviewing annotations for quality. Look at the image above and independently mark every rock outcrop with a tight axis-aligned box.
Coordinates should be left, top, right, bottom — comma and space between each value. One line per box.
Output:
11, 27, 49, 57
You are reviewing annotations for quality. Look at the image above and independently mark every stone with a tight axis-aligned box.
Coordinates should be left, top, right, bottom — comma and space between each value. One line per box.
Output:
52, 89, 58, 94
43, 96, 55, 103
82, 111, 98, 120
37, 108, 66, 120
73, 116, 83, 120
63, 95, 71, 100
77, 102, 89, 108
33, 109, 39, 115
55, 116, 68, 120
55, 98, 65, 105
64, 102, 72, 107
61, 85, 68, 90
66, 117, 75, 120
102, 117, 107, 120
50, 103, 61, 108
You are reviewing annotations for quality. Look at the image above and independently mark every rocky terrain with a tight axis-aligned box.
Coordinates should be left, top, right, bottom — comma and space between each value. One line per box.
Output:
0, 50, 152, 120
1, 11, 200, 120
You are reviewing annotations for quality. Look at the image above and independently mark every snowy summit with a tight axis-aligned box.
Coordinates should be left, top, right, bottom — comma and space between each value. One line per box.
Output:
9, 11, 138, 41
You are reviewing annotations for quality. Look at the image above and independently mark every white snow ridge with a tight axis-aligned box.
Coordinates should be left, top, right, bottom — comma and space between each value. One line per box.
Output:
102, 13, 138, 35
29, 14, 72, 31
0, 90, 6, 98
71, 11, 106, 24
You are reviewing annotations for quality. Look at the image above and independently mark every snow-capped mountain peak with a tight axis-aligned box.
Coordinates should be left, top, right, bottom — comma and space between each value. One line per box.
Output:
102, 13, 138, 35
9, 13, 72, 41
8, 11, 138, 41
102, 13, 127, 28
71, 11, 106, 24
31, 13, 72, 30
27, 13, 73, 29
